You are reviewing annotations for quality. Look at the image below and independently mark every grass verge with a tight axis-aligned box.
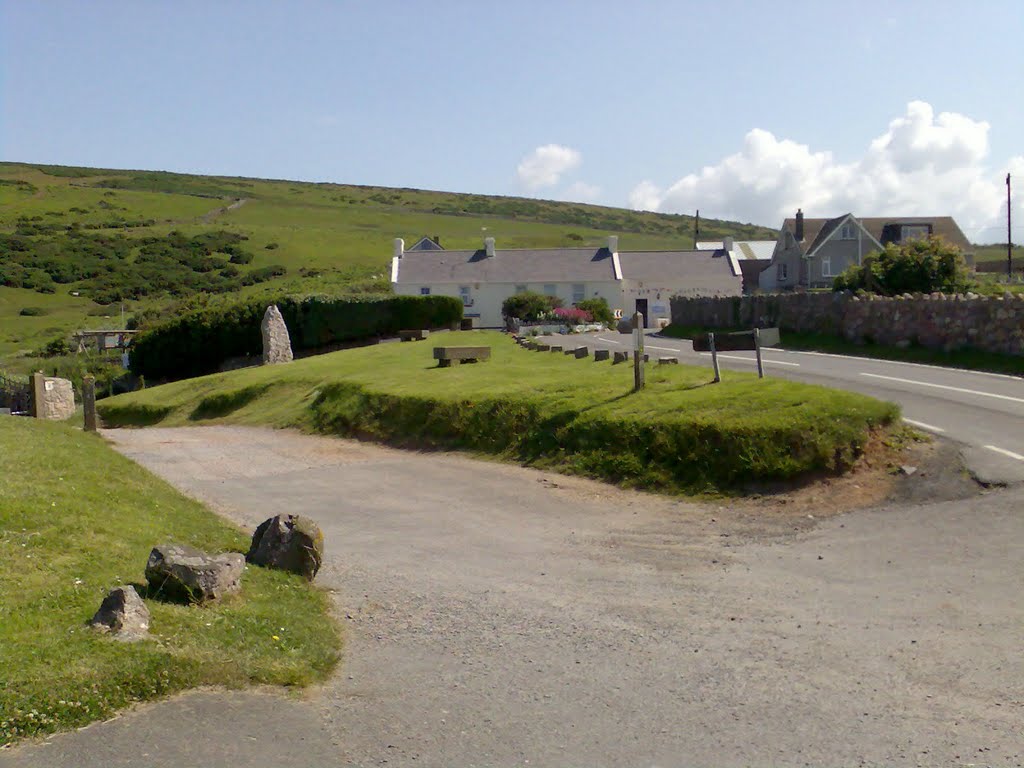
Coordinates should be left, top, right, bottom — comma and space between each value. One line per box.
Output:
0, 417, 340, 746
661, 324, 1024, 377
98, 331, 900, 495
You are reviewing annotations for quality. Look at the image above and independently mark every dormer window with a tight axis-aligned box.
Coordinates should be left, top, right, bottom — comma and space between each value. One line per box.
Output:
900, 224, 930, 241
840, 222, 857, 240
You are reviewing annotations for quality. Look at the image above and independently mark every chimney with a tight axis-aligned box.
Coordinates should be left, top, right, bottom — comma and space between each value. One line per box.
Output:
433, 234, 441, 247
795, 209, 804, 241
722, 236, 734, 252
393, 238, 405, 258
607, 235, 619, 254
484, 237, 496, 257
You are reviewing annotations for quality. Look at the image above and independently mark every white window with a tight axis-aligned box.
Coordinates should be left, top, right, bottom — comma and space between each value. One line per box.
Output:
778, 263, 788, 281
514, 284, 527, 294
572, 283, 585, 303
821, 256, 832, 278
901, 224, 929, 241
543, 284, 557, 296
840, 222, 857, 240
459, 286, 472, 306
419, 287, 431, 295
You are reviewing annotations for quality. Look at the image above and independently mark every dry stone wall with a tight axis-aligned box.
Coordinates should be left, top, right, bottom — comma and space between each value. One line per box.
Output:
670, 292, 1024, 356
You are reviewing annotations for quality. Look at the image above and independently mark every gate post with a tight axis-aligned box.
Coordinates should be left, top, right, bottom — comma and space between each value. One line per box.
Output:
83, 376, 97, 432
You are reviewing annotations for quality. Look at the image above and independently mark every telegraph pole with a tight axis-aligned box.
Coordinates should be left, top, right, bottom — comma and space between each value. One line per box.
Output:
1008, 173, 1013, 278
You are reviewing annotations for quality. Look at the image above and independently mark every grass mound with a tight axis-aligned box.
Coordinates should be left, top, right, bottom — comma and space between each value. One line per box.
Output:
99, 332, 900, 494
0, 418, 340, 746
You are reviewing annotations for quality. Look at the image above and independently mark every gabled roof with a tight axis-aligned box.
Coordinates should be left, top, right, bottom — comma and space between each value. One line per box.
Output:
408, 236, 444, 251
696, 240, 776, 260
394, 247, 618, 284
780, 214, 974, 256
617, 249, 742, 294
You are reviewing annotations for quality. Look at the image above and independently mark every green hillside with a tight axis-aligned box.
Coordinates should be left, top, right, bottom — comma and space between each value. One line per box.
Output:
0, 161, 773, 368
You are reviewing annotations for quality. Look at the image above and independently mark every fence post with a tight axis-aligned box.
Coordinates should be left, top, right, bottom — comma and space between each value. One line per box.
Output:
754, 328, 764, 379
30, 372, 46, 418
709, 333, 721, 383
83, 375, 97, 432
632, 311, 645, 392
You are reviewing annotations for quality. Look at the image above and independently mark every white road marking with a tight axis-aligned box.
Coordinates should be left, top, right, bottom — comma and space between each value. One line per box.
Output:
985, 445, 1024, 462
645, 344, 679, 352
597, 337, 623, 345
902, 418, 946, 434
700, 353, 800, 367
860, 373, 1024, 405
779, 348, 1023, 381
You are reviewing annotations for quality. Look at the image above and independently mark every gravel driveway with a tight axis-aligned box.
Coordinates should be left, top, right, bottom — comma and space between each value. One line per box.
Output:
4, 427, 1022, 767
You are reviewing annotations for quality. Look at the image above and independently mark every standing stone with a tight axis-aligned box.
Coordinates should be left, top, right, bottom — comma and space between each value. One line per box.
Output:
261, 305, 293, 365
145, 544, 245, 603
247, 514, 324, 581
30, 373, 75, 421
89, 586, 150, 641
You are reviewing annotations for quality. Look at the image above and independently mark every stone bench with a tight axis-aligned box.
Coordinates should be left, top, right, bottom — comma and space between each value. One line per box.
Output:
399, 329, 429, 342
434, 346, 491, 367
594, 349, 610, 362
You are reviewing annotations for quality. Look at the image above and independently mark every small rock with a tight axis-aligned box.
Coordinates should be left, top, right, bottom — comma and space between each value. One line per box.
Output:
899, 465, 918, 476
247, 514, 324, 581
89, 585, 150, 640
146, 544, 245, 603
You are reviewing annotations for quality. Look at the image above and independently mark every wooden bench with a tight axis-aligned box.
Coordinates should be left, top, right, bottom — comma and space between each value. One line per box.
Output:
399, 329, 429, 342
434, 346, 491, 367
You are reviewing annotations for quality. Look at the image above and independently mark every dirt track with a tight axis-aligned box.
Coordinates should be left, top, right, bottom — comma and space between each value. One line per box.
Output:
4, 426, 1022, 767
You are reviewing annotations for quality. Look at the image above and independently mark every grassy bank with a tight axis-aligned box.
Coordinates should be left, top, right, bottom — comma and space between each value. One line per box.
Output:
98, 332, 899, 495
0, 418, 340, 746
661, 324, 1024, 377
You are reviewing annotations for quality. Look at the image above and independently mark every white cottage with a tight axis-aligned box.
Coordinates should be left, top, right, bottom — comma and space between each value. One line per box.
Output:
391, 235, 741, 328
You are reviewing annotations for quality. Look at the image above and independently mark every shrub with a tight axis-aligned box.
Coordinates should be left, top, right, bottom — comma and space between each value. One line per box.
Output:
833, 235, 973, 295
574, 297, 614, 325
129, 294, 464, 381
552, 307, 592, 323
38, 336, 73, 357
18, 307, 48, 317
264, 242, 280, 250
502, 291, 563, 321
229, 250, 254, 265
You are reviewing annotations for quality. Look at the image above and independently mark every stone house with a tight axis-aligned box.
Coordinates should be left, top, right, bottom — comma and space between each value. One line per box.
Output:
391, 235, 741, 328
758, 210, 974, 292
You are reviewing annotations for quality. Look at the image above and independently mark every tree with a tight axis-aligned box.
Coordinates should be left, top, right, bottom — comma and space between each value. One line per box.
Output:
575, 297, 614, 325
832, 235, 973, 295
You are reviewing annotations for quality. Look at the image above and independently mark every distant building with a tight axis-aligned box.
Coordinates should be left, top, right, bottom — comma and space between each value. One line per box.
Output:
760, 210, 974, 291
391, 235, 741, 328
697, 239, 776, 294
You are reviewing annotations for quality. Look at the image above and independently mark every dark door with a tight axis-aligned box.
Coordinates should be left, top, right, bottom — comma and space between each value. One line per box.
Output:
634, 299, 649, 328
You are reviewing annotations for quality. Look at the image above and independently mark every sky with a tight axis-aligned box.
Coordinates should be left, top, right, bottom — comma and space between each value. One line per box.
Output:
2, 0, 1022, 240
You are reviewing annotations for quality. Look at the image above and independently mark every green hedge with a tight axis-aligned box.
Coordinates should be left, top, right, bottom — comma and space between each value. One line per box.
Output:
129, 294, 463, 381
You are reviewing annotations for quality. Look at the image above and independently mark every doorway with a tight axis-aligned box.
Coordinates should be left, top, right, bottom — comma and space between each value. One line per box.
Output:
634, 299, 649, 328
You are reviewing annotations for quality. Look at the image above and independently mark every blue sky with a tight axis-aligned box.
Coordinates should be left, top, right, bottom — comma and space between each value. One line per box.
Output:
2, 1, 1021, 236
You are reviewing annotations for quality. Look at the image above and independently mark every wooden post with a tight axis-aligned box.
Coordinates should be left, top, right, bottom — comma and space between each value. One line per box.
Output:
632, 311, 645, 392
754, 328, 764, 379
30, 372, 46, 418
709, 333, 721, 383
83, 375, 97, 432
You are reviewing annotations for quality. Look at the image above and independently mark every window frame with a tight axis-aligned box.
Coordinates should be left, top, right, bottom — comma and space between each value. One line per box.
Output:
514, 284, 527, 294
839, 222, 857, 240
419, 286, 431, 296
543, 284, 557, 297
458, 285, 472, 306
778, 263, 788, 281
821, 255, 832, 278
571, 283, 585, 303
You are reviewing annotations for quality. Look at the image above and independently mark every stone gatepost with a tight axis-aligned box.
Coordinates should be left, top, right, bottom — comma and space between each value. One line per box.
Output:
83, 375, 98, 432
261, 305, 293, 365
30, 372, 76, 421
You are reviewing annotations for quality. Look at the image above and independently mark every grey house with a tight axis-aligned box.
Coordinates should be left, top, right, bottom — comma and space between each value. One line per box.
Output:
759, 210, 974, 291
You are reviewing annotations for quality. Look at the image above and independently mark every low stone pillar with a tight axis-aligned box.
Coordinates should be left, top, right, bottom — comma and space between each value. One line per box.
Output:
574, 347, 589, 358
549, 345, 563, 353
261, 305, 293, 365
83, 375, 97, 432
612, 351, 630, 364
594, 349, 610, 361
657, 357, 679, 365
31, 373, 76, 421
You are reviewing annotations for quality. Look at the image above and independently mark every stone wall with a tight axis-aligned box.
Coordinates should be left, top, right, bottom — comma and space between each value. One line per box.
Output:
31, 373, 76, 420
670, 292, 1024, 356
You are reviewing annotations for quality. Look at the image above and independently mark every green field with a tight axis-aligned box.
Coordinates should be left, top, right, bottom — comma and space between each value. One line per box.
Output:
98, 331, 899, 494
0, 162, 774, 368
0, 417, 340, 745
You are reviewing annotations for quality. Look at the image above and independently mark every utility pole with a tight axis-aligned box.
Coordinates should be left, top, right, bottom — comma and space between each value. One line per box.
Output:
1008, 173, 1013, 278
694, 209, 700, 249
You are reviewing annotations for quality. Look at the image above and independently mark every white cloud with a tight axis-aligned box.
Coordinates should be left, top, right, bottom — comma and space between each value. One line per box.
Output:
562, 181, 602, 203
631, 101, 1023, 240
516, 144, 582, 190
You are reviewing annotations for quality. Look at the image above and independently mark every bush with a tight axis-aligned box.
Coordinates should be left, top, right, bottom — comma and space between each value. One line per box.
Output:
264, 242, 280, 250
574, 297, 614, 325
552, 307, 592, 323
129, 294, 464, 381
501, 291, 563, 321
38, 336, 73, 357
833, 235, 973, 295
228, 249, 254, 265
18, 307, 48, 317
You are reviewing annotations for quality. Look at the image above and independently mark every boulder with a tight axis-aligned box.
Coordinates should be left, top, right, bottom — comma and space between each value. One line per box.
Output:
616, 317, 632, 334
261, 304, 293, 365
89, 586, 150, 641
247, 514, 324, 581
145, 544, 245, 603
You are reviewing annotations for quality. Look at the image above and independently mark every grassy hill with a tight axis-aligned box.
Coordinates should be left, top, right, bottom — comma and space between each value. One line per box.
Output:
0, 161, 774, 369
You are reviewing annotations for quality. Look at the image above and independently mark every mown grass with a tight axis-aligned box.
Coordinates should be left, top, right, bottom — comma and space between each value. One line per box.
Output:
0, 418, 341, 746
98, 332, 900, 495
662, 324, 1024, 377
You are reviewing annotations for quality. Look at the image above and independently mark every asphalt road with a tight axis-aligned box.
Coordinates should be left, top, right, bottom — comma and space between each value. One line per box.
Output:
3, 427, 1022, 768
550, 330, 1024, 485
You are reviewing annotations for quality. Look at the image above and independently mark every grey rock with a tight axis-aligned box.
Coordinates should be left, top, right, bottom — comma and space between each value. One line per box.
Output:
594, 349, 610, 361
146, 544, 245, 603
261, 305, 293, 365
616, 317, 633, 334
247, 515, 324, 581
89, 585, 150, 641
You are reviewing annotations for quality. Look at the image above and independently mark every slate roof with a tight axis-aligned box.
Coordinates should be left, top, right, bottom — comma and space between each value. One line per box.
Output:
394, 247, 618, 284
697, 240, 776, 260
408, 236, 444, 251
618, 249, 741, 293
780, 215, 973, 255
